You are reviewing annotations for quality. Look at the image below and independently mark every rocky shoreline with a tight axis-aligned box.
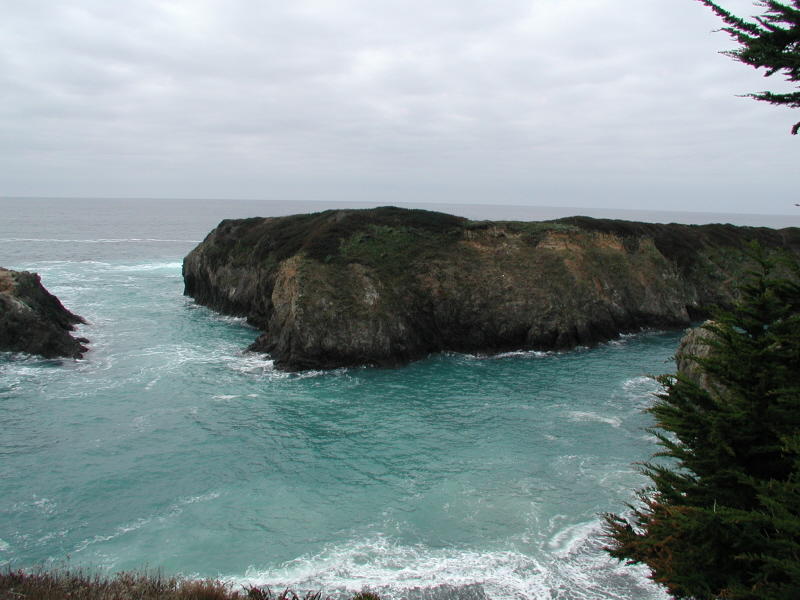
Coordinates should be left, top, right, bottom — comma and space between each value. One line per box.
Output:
183, 206, 800, 371
0, 267, 88, 359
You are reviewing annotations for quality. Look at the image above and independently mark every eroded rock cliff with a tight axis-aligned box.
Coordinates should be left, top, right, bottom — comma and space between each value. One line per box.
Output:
0, 268, 88, 359
676, 323, 717, 386
183, 207, 800, 370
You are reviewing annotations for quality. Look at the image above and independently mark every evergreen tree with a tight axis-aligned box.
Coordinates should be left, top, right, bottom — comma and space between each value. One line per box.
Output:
604, 251, 800, 599
697, 1, 800, 134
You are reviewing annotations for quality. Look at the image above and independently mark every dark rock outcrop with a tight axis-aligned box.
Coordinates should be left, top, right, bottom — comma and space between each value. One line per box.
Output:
183, 207, 800, 371
0, 268, 88, 359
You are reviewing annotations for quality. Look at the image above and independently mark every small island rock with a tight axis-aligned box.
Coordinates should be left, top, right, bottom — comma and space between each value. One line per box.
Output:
0, 267, 88, 359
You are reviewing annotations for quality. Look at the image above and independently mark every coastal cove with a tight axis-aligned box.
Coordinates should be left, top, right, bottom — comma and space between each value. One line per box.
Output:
2, 198, 799, 600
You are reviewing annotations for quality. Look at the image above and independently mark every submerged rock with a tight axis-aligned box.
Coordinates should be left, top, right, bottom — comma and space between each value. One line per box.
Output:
0, 267, 88, 359
183, 206, 800, 371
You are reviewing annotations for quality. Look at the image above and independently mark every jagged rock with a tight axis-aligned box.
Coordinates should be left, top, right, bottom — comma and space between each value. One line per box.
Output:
183, 206, 800, 371
0, 268, 88, 359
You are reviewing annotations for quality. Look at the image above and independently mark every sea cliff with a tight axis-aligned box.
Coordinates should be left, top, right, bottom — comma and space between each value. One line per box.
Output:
183, 207, 800, 370
0, 267, 88, 359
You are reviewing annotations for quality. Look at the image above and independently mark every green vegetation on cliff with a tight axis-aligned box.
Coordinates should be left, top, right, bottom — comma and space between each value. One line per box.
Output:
183, 206, 800, 371
205, 207, 464, 268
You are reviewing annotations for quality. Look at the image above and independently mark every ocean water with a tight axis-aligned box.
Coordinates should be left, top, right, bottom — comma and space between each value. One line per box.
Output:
3, 197, 785, 600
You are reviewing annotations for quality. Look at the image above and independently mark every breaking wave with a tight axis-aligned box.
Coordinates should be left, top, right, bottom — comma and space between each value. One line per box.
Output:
229, 524, 667, 600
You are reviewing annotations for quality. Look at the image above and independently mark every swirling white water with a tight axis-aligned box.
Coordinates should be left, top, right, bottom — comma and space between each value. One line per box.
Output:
0, 198, 700, 599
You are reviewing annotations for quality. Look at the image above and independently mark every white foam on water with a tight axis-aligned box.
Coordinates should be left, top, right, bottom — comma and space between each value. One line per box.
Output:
137, 344, 236, 370
72, 491, 222, 554
547, 521, 598, 558
110, 262, 183, 272
606, 340, 628, 348
458, 350, 552, 361
36, 529, 70, 546
566, 412, 622, 428
182, 301, 252, 326
226, 527, 667, 600
231, 537, 551, 600
492, 350, 551, 359
32, 496, 57, 515
31, 260, 113, 266
73, 517, 154, 553
604, 332, 647, 348
547, 524, 669, 600
289, 368, 347, 380
211, 314, 250, 325
621, 377, 657, 394
0, 539, 10, 552
224, 352, 346, 380
227, 353, 284, 377
619, 377, 661, 410
178, 491, 221, 505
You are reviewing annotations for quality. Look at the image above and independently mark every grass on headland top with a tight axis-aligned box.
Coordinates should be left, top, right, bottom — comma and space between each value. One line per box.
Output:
0, 569, 382, 600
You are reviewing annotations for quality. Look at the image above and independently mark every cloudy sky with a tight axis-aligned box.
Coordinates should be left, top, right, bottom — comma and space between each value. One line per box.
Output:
1, 0, 797, 214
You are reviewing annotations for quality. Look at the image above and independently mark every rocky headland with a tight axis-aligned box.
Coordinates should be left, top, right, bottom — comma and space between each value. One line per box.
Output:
0, 267, 88, 359
182, 207, 800, 371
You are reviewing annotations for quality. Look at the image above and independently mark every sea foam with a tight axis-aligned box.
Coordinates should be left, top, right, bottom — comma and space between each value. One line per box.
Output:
228, 526, 667, 600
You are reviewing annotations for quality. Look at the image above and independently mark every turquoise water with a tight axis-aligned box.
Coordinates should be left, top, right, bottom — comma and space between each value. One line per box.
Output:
0, 198, 686, 599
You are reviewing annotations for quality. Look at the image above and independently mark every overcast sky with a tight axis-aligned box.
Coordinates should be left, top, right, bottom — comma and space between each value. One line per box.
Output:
1, 0, 797, 214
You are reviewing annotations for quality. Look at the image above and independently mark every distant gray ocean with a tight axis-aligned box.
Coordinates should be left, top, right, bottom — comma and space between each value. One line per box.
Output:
1, 197, 796, 600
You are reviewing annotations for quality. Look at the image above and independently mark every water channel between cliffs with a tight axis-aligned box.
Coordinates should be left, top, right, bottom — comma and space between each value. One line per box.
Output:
7, 197, 781, 600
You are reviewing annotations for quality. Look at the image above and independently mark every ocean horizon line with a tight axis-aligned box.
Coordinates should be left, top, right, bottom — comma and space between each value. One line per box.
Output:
3, 195, 799, 228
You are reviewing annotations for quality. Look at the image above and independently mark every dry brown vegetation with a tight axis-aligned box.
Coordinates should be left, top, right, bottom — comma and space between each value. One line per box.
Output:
0, 569, 381, 600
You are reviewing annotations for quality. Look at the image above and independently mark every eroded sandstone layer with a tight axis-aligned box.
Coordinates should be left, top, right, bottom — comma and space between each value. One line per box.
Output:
183, 207, 800, 370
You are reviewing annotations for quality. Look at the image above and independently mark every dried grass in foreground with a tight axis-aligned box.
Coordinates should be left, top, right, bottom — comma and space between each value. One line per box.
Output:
0, 569, 382, 600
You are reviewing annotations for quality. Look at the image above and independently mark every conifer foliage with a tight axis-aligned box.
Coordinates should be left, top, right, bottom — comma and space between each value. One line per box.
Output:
605, 252, 800, 599
698, 1, 800, 134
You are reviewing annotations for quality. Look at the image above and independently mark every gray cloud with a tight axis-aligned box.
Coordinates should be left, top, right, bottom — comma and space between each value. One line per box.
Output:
0, 0, 796, 214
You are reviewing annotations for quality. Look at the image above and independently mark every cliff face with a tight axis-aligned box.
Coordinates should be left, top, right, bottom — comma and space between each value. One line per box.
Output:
676, 323, 719, 390
0, 268, 88, 359
183, 207, 800, 371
